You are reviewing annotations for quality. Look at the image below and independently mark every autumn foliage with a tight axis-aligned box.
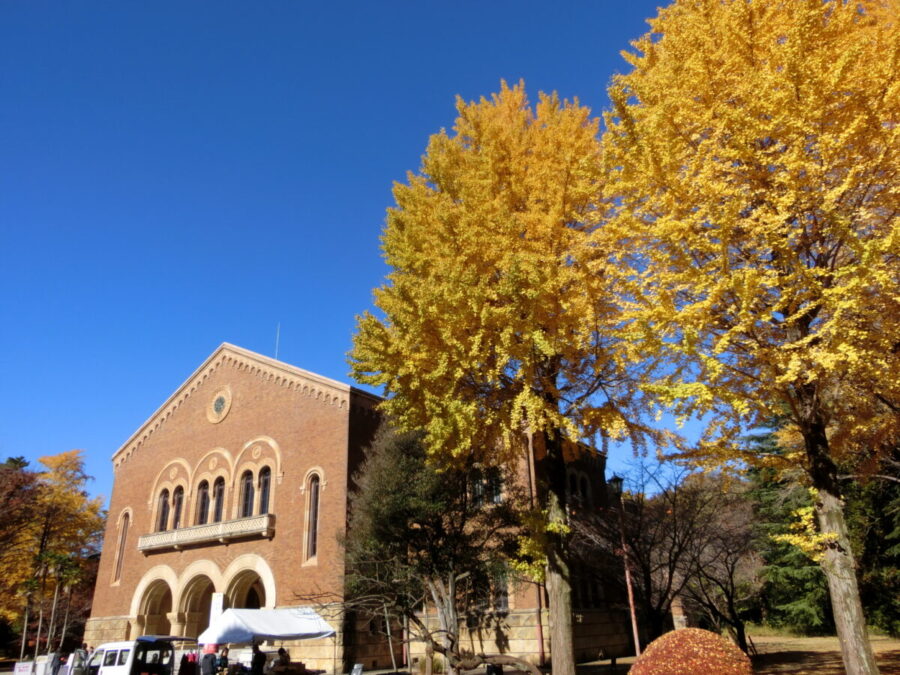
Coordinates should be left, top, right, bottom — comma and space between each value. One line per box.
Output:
602, 2, 898, 672
630, 628, 751, 675
352, 2, 898, 674
1, 452, 105, 653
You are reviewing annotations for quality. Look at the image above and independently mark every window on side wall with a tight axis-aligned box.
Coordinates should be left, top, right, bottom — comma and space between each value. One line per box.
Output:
113, 512, 129, 582
306, 474, 320, 560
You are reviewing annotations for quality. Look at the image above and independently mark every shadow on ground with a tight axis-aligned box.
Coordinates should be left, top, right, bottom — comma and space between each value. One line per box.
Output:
750, 635, 900, 675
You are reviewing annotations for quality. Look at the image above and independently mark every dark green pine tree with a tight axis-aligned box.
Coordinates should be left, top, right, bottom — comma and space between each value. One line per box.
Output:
745, 431, 834, 634
842, 452, 900, 637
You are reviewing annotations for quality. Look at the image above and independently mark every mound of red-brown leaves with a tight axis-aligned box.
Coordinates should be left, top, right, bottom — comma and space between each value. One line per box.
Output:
630, 627, 751, 675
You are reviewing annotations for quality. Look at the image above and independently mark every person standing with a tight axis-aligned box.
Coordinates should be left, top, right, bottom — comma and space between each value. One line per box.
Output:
216, 647, 229, 675
50, 651, 62, 675
200, 645, 218, 675
250, 645, 265, 675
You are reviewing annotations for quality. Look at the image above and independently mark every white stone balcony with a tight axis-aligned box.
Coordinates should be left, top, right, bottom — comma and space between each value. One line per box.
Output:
137, 513, 275, 552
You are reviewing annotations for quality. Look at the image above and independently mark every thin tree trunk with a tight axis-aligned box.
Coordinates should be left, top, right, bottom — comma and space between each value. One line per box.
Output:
799, 406, 879, 675
58, 587, 72, 652
542, 431, 574, 675
815, 487, 880, 675
20, 597, 30, 661
47, 574, 61, 654
34, 569, 47, 660
383, 605, 397, 672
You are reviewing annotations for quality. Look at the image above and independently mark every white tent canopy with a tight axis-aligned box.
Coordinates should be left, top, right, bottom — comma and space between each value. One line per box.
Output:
197, 608, 335, 645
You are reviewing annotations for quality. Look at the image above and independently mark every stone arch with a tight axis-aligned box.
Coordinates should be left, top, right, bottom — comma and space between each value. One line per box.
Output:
234, 436, 283, 479
300, 466, 327, 492
149, 459, 193, 503
223, 554, 276, 610
134, 577, 175, 637
148, 460, 192, 530
130, 565, 179, 617
179, 573, 217, 638
193, 448, 235, 486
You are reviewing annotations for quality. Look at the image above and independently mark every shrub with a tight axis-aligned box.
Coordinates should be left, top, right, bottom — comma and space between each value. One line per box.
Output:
630, 628, 751, 675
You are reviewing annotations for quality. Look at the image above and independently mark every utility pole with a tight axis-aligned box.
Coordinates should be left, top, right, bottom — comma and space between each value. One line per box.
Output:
609, 475, 641, 657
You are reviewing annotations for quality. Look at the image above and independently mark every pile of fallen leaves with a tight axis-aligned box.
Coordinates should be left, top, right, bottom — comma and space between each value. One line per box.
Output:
630, 628, 751, 675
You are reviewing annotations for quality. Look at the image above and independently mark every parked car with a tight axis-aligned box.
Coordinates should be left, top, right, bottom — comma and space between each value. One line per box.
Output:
84, 636, 194, 675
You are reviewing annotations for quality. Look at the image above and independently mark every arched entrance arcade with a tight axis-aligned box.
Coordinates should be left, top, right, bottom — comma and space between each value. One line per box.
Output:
180, 574, 216, 637
136, 580, 173, 636
226, 570, 266, 609
222, 554, 276, 610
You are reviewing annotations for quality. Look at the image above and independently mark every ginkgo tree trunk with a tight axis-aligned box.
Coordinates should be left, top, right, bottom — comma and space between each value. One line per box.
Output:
602, 2, 899, 674
351, 82, 657, 675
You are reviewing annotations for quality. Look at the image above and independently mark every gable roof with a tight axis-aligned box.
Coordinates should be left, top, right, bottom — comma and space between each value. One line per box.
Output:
112, 343, 380, 468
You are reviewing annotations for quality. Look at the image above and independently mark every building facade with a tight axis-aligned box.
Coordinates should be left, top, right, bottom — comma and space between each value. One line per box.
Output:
84, 344, 383, 669
85, 344, 630, 671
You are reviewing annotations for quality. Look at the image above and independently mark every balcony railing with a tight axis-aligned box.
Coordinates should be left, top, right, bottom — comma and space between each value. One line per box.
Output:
137, 513, 275, 552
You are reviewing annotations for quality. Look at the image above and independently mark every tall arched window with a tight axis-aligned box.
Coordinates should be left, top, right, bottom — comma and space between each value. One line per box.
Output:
240, 471, 254, 518
213, 477, 225, 522
114, 512, 129, 582
172, 486, 184, 529
157, 489, 170, 532
306, 475, 320, 559
196, 481, 210, 525
258, 467, 271, 515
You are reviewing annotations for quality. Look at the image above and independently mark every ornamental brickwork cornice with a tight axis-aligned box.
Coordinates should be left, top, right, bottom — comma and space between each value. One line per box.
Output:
112, 343, 381, 469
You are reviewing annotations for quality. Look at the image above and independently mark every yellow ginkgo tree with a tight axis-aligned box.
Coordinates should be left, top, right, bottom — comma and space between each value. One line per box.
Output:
603, 1, 899, 673
352, 82, 660, 675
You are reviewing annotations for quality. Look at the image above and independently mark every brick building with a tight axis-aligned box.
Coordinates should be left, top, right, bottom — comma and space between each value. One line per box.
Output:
85, 344, 630, 671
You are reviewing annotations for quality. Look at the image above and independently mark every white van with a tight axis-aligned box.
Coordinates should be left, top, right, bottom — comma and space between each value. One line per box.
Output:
83, 636, 191, 675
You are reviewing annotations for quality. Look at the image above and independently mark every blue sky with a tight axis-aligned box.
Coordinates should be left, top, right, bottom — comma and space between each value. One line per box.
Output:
1, 1, 666, 504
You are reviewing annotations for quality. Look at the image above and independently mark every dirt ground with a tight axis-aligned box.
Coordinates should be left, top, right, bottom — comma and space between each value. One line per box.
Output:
749, 634, 900, 674
577, 633, 900, 674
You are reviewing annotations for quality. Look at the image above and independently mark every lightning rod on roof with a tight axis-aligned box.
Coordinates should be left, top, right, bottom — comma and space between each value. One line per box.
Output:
275, 322, 281, 360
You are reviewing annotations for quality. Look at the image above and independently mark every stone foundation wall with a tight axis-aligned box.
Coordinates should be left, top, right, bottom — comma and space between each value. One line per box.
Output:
82, 616, 132, 649
572, 609, 631, 661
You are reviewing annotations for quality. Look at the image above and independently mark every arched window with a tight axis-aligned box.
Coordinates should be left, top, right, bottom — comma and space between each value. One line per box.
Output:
172, 486, 184, 529
196, 481, 210, 525
156, 489, 170, 532
306, 475, 320, 559
114, 512, 129, 582
213, 477, 225, 522
240, 471, 254, 518
258, 467, 271, 515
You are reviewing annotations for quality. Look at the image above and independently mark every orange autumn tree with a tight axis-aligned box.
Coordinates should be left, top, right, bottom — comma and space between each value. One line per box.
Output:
351, 82, 658, 675
602, 1, 899, 674
1, 451, 105, 652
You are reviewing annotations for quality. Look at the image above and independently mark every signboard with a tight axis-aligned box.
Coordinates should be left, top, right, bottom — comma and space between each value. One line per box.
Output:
15, 662, 34, 675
